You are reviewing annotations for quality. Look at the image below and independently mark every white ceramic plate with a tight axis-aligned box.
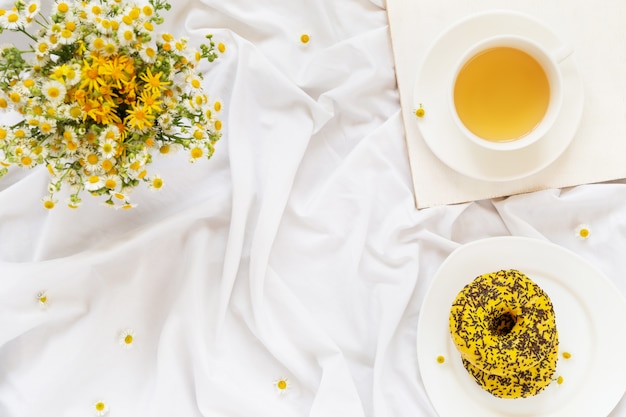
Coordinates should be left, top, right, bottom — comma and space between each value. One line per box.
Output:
413, 10, 584, 182
417, 237, 626, 417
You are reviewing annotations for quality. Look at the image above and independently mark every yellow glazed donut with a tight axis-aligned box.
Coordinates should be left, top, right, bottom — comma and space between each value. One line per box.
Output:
462, 340, 559, 398
449, 270, 558, 378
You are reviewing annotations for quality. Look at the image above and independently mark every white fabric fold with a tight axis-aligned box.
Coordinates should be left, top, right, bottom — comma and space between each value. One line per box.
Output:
0, 1, 625, 416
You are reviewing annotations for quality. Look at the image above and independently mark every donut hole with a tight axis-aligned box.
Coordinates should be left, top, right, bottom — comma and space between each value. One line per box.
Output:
489, 311, 517, 336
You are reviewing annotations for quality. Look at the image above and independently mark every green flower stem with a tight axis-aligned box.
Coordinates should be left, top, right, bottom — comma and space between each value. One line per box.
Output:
17, 27, 38, 43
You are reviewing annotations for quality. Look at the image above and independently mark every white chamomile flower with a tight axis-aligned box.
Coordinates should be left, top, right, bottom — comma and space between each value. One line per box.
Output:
575, 224, 591, 240
53, 1, 71, 15
117, 202, 137, 210
299, 33, 311, 45
157, 112, 174, 130
35, 49, 50, 65
42, 195, 56, 210
93, 400, 109, 416
100, 125, 120, 141
112, 188, 132, 202
3, 10, 24, 30
148, 175, 163, 191
101, 38, 118, 56
37, 290, 48, 308
38, 117, 56, 135
119, 328, 135, 348
7, 87, 26, 106
141, 4, 155, 18
85, 3, 105, 21
85, 174, 104, 191
41, 80, 66, 104
103, 174, 121, 191
57, 63, 81, 86
191, 126, 208, 141
62, 126, 77, 142
189, 146, 204, 162
174, 37, 188, 53
158, 142, 180, 156
34, 39, 50, 56
274, 377, 291, 395
212, 98, 223, 113
99, 139, 117, 159
84, 152, 102, 173
118, 23, 136, 47
25, 1, 41, 21
185, 74, 203, 91
212, 118, 223, 133
138, 42, 158, 63
19, 151, 36, 168
64, 138, 79, 155
192, 93, 208, 109
59, 25, 78, 45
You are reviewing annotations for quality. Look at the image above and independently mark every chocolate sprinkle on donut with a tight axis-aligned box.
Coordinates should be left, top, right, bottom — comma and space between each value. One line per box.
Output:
449, 269, 559, 398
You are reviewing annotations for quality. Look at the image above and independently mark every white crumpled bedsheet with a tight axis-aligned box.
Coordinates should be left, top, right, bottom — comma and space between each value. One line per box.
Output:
0, 0, 625, 416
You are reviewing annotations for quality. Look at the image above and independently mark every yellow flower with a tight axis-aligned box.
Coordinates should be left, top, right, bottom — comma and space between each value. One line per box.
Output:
139, 67, 169, 93
80, 59, 104, 92
125, 103, 154, 131
138, 90, 162, 113
101, 54, 134, 86
415, 104, 425, 118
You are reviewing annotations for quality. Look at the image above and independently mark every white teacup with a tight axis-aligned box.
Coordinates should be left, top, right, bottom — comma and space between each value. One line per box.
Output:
450, 35, 571, 151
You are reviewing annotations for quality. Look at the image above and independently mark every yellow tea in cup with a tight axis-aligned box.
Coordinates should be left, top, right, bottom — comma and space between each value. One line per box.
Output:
453, 46, 550, 142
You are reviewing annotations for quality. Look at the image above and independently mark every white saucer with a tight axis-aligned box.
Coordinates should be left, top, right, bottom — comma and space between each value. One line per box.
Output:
417, 237, 626, 417
413, 10, 584, 182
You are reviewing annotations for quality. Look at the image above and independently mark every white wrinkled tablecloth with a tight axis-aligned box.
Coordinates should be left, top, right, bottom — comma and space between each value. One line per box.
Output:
0, 0, 625, 416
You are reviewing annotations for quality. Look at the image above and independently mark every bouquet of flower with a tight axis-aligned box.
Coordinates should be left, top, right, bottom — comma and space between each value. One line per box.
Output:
0, 0, 223, 209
